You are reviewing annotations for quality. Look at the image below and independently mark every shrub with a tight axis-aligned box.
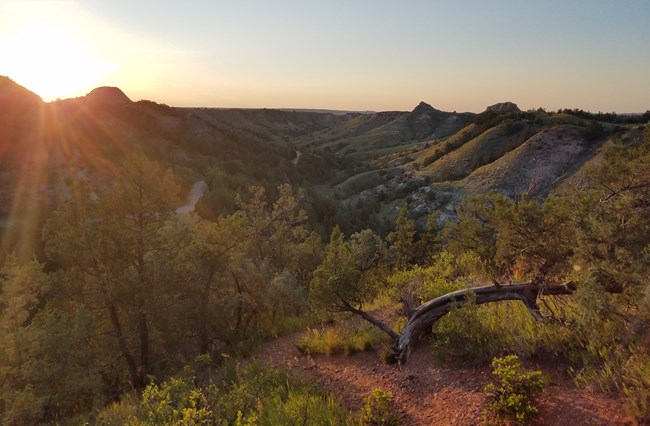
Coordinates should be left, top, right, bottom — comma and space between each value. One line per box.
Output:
135, 377, 212, 425
484, 355, 543, 425
95, 392, 138, 425
360, 388, 399, 426
130, 363, 349, 425
429, 291, 578, 365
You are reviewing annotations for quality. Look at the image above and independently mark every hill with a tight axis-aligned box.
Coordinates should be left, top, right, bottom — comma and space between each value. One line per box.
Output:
461, 124, 598, 197
0, 77, 647, 235
0, 80, 347, 219
288, 101, 473, 164
328, 108, 645, 230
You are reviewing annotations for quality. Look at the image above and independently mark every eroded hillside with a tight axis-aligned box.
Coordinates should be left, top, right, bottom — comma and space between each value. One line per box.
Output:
1, 76, 647, 236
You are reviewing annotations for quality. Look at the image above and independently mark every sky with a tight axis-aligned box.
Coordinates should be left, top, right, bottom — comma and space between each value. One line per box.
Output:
1, 0, 649, 112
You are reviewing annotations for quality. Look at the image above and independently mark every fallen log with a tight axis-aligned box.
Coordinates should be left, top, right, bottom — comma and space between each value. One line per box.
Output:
391, 282, 576, 365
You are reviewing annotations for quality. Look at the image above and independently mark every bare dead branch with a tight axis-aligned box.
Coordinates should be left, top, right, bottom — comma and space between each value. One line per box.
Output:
391, 281, 576, 365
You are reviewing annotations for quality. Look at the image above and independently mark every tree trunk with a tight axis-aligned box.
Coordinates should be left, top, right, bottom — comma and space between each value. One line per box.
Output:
107, 303, 141, 388
391, 282, 576, 365
138, 310, 149, 376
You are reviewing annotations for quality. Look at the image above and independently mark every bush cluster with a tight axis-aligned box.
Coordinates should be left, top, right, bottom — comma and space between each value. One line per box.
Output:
101, 362, 350, 425
360, 388, 399, 426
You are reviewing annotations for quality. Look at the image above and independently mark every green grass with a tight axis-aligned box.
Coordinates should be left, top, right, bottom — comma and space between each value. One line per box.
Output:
573, 346, 650, 423
296, 325, 384, 356
270, 310, 335, 337
430, 299, 574, 365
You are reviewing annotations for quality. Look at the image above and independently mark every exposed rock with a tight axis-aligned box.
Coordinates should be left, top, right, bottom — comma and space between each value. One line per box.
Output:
485, 101, 520, 113
462, 125, 593, 198
404, 101, 464, 139
410, 101, 439, 115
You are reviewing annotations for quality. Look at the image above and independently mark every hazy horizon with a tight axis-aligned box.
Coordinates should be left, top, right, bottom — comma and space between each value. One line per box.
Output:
1, 0, 649, 113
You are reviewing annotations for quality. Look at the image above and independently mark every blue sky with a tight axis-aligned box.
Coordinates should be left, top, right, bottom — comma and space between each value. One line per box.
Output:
1, 0, 649, 112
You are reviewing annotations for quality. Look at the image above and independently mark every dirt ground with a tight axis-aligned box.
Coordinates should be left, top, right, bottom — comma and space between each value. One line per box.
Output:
252, 319, 634, 425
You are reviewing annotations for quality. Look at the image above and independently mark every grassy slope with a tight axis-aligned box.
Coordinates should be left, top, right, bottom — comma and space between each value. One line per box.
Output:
421, 121, 540, 183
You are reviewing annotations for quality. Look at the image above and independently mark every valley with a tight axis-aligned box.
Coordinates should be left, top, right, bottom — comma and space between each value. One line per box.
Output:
2, 75, 645, 237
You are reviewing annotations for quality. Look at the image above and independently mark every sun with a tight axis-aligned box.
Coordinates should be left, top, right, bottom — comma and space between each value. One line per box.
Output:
1, 23, 116, 101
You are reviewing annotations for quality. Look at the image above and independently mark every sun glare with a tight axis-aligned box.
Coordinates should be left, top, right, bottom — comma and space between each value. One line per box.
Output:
1, 23, 116, 101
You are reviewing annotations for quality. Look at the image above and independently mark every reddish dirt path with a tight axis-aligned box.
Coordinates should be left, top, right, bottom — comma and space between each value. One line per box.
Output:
252, 318, 634, 425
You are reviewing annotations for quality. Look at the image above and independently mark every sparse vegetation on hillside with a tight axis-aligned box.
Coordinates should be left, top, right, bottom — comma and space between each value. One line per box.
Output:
558, 108, 650, 124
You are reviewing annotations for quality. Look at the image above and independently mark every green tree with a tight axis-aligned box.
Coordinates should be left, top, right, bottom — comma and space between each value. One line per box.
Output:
442, 192, 575, 281
491, 194, 575, 281
0, 255, 49, 424
542, 126, 650, 423
417, 210, 443, 264
44, 148, 180, 389
161, 213, 246, 353
572, 127, 650, 293
387, 206, 417, 270
310, 226, 360, 311
310, 227, 397, 339
566, 125, 650, 347
237, 184, 322, 286
162, 184, 321, 350
0, 256, 101, 424
442, 194, 499, 277
349, 228, 390, 305
349, 228, 387, 272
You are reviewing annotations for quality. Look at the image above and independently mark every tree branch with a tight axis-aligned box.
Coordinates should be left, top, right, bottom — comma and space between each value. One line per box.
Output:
391, 281, 576, 365
338, 299, 399, 340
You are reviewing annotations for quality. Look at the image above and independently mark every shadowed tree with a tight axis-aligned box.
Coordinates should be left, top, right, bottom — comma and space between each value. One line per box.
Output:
44, 148, 179, 389
0, 256, 102, 424
161, 184, 322, 352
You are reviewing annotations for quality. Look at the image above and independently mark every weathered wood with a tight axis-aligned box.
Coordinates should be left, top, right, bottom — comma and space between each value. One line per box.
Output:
338, 300, 399, 340
334, 281, 577, 366
391, 282, 576, 365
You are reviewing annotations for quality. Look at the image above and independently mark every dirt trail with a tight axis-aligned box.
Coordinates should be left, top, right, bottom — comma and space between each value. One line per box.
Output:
252, 315, 633, 425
